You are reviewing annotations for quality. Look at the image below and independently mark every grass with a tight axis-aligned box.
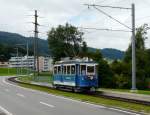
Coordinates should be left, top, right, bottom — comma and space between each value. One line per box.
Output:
18, 72, 53, 83
99, 88, 150, 95
0, 68, 18, 76
18, 83, 150, 114
0, 68, 29, 76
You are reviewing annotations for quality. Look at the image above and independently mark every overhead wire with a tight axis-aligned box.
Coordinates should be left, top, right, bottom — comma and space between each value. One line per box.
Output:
92, 5, 131, 30
78, 27, 131, 32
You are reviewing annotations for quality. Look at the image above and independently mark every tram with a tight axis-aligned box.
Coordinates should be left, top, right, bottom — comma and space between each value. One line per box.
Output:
52, 58, 98, 92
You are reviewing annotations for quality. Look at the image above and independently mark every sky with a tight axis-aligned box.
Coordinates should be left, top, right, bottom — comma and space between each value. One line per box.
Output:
0, 0, 150, 51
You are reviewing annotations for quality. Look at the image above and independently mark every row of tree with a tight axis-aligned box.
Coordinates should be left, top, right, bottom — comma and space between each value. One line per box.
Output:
48, 23, 150, 89
0, 44, 33, 61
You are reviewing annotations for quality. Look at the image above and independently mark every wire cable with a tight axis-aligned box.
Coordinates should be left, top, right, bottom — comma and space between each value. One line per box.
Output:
92, 6, 131, 30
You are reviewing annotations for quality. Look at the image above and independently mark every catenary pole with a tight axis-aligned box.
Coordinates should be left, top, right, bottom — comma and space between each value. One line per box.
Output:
84, 3, 137, 90
131, 3, 137, 90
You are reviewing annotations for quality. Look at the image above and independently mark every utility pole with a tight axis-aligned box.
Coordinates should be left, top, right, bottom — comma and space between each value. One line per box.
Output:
33, 10, 39, 78
131, 3, 136, 91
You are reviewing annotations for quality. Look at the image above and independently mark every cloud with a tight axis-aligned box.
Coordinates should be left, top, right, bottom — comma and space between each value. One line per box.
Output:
0, 0, 150, 51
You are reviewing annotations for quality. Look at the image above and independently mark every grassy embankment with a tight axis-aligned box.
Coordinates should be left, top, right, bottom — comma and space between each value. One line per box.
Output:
19, 82, 150, 114
18, 72, 53, 83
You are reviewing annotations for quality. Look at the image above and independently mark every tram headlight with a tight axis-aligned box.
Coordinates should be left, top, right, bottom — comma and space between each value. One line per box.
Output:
88, 75, 94, 80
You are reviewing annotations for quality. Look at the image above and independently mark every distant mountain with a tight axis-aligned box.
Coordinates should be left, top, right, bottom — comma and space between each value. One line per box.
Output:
0, 31, 50, 56
88, 47, 125, 60
0, 31, 124, 60
101, 48, 125, 60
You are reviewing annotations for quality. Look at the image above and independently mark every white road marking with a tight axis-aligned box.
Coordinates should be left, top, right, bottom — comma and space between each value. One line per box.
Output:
0, 105, 13, 115
108, 108, 141, 115
5, 89, 9, 92
2, 77, 142, 115
2, 78, 37, 93
16, 93, 25, 98
40, 101, 55, 108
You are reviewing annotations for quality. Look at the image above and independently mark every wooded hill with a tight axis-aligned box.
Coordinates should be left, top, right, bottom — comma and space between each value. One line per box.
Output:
0, 31, 124, 61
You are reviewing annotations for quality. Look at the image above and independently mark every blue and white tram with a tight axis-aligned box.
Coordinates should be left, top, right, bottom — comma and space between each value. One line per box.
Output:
52, 59, 98, 91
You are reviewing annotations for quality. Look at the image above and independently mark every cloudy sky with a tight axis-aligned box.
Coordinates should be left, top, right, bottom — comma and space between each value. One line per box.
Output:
0, 0, 150, 51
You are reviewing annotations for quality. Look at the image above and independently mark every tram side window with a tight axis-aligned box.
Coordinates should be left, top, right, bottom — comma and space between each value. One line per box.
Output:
67, 66, 70, 74
58, 66, 61, 74
71, 65, 75, 74
54, 66, 57, 74
81, 65, 86, 75
63, 66, 66, 74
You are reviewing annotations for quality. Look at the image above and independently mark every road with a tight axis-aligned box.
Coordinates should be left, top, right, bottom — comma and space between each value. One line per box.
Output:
0, 77, 140, 115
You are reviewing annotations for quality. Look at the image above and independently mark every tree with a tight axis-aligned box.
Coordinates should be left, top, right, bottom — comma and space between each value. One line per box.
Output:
98, 59, 115, 88
124, 24, 148, 62
48, 23, 84, 61
112, 24, 150, 89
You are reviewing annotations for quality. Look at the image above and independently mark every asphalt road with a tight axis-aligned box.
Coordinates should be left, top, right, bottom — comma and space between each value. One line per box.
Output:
0, 77, 140, 115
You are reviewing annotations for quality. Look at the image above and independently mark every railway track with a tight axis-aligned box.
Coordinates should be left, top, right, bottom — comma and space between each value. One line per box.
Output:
8, 77, 150, 106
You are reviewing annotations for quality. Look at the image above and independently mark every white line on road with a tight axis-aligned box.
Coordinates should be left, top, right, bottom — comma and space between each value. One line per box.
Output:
0, 105, 13, 115
16, 93, 25, 98
2, 78, 37, 93
40, 101, 55, 108
108, 108, 141, 115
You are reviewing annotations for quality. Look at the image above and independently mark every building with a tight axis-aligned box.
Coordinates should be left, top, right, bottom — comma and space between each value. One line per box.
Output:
9, 56, 34, 69
9, 56, 53, 72
38, 56, 53, 72
0, 61, 9, 68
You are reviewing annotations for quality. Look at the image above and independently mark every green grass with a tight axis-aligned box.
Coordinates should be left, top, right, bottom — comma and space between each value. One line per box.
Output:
0, 68, 29, 76
99, 88, 150, 95
18, 74, 53, 83
0, 68, 17, 76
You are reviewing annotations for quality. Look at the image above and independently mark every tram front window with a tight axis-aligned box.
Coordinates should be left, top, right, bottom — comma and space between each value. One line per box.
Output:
87, 66, 94, 75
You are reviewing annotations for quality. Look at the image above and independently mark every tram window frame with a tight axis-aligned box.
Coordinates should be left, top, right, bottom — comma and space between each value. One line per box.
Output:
63, 66, 67, 75
80, 65, 86, 75
67, 66, 70, 75
71, 65, 75, 75
58, 66, 61, 74
54, 66, 57, 74
87, 65, 95, 74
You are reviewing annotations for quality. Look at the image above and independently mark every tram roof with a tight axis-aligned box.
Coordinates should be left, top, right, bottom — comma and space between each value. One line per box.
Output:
54, 60, 97, 65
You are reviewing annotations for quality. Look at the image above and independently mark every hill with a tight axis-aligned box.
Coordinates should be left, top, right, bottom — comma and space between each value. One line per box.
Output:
0, 31, 124, 60
0, 31, 50, 55
88, 47, 125, 60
